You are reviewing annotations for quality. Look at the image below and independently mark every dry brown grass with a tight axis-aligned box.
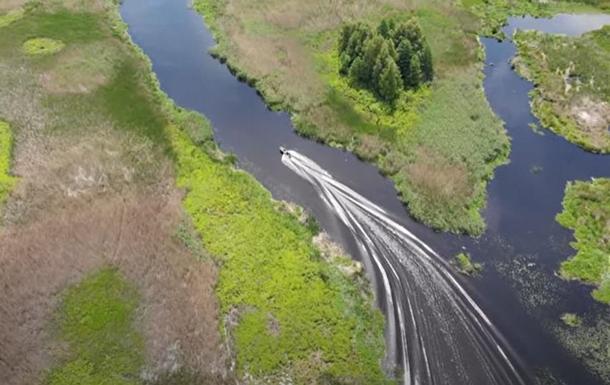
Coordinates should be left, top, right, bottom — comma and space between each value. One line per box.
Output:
0, 191, 229, 385
408, 148, 471, 199
569, 96, 610, 150
0, 0, 25, 12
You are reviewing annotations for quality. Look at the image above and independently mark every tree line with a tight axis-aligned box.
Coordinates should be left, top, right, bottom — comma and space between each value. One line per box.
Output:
338, 18, 433, 104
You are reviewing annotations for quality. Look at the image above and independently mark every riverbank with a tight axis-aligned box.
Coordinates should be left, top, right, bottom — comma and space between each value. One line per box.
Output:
512, 26, 610, 153
0, 1, 386, 384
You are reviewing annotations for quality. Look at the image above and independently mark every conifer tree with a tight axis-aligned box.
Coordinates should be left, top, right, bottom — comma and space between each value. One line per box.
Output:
420, 42, 434, 83
379, 58, 402, 104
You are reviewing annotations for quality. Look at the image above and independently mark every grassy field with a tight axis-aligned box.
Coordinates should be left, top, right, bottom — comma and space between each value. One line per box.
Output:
513, 26, 610, 153
556, 178, 610, 304
0, 1, 386, 384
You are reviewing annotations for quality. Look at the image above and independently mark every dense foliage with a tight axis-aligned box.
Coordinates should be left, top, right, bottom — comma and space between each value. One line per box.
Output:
557, 178, 610, 304
338, 18, 433, 104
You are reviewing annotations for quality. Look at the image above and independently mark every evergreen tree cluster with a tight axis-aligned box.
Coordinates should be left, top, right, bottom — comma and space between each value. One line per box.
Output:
338, 18, 433, 104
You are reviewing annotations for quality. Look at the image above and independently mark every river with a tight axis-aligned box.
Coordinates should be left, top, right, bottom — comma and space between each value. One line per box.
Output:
120, 1, 610, 384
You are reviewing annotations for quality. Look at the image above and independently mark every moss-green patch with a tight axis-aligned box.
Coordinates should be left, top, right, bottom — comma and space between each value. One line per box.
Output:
46, 268, 143, 385
22, 37, 65, 55
0, 121, 17, 211
452, 252, 484, 276
556, 178, 610, 304
513, 27, 610, 153
0, 8, 25, 28
169, 125, 387, 383
96, 60, 169, 147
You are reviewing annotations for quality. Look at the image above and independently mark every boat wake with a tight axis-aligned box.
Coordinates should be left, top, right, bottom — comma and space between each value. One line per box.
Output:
281, 149, 527, 385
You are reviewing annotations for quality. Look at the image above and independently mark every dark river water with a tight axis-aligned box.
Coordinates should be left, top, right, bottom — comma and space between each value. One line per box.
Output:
120, 1, 610, 383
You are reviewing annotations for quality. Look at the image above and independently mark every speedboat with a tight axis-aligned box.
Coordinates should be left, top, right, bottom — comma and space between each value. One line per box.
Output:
279, 146, 290, 157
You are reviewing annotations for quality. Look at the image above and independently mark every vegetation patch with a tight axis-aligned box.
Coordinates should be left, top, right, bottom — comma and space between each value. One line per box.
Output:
513, 26, 610, 153
556, 178, 610, 304
0, 8, 24, 28
560, 312, 581, 327
169, 125, 387, 383
0, 121, 17, 212
23, 37, 65, 55
46, 268, 143, 385
452, 252, 484, 276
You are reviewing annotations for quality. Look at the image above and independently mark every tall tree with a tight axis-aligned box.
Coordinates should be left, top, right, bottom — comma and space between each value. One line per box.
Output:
396, 40, 413, 88
406, 54, 422, 88
420, 42, 434, 83
377, 18, 396, 39
378, 58, 402, 104
361, 35, 386, 85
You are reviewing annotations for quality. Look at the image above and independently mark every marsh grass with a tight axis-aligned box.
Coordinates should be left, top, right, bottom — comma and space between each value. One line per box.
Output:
170, 126, 387, 382
513, 27, 610, 153
556, 178, 610, 304
0, 2, 387, 384
195, 0, 510, 235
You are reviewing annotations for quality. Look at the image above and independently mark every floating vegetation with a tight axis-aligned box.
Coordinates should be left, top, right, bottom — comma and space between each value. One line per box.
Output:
560, 313, 581, 327
23, 37, 65, 55
452, 252, 484, 276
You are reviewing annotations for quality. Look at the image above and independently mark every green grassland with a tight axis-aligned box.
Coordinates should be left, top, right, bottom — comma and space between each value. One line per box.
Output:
556, 178, 610, 304
0, 1, 386, 383
513, 26, 610, 153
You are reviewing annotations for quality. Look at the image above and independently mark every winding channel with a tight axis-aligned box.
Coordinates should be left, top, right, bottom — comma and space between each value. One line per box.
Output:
120, 1, 610, 384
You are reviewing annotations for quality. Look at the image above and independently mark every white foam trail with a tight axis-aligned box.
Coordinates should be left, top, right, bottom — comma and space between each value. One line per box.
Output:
281, 150, 527, 385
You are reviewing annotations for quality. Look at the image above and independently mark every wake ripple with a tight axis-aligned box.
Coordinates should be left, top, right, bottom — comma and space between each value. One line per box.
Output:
282, 149, 528, 385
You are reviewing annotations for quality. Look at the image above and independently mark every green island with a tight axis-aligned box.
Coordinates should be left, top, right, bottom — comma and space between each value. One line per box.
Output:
556, 178, 610, 304
513, 26, 610, 153
0, 1, 386, 384
194, 0, 609, 235
452, 252, 484, 276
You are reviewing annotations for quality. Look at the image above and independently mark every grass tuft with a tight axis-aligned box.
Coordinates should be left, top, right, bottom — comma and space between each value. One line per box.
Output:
0, 121, 17, 212
560, 313, 581, 327
22, 37, 65, 55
